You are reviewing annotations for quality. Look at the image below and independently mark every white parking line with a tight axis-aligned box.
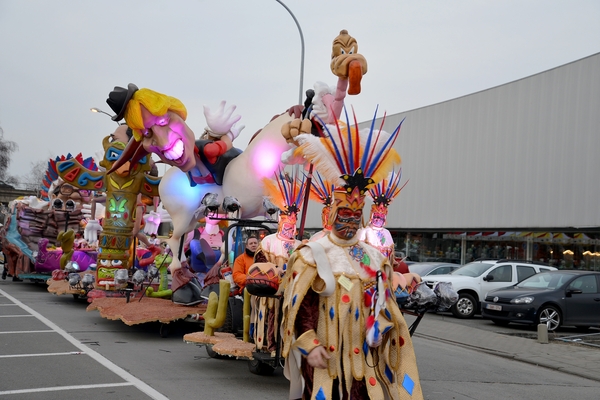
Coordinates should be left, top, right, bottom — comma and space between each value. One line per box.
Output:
0, 330, 54, 334
0, 314, 34, 317
0, 382, 135, 396
0, 288, 169, 400
0, 351, 86, 358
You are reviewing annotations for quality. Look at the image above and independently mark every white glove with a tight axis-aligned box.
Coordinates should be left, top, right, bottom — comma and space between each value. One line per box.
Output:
143, 211, 161, 235
84, 220, 103, 243
203, 101, 242, 136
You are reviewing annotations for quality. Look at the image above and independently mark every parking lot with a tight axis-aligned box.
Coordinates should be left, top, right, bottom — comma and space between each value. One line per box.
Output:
2, 279, 600, 400
0, 286, 166, 399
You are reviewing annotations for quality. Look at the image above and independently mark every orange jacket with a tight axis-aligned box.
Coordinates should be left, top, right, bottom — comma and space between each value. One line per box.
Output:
232, 252, 254, 291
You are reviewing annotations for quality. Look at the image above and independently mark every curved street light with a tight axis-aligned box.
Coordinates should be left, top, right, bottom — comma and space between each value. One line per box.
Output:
275, 0, 305, 105
90, 107, 119, 125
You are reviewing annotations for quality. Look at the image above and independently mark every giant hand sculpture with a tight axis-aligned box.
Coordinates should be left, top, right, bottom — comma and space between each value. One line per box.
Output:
84, 220, 103, 243
203, 100, 245, 141
143, 211, 161, 235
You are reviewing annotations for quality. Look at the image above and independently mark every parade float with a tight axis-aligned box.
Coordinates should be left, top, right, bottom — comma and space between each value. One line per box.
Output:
179, 31, 459, 386
54, 126, 162, 289
182, 28, 370, 373
82, 90, 288, 332
1, 154, 99, 284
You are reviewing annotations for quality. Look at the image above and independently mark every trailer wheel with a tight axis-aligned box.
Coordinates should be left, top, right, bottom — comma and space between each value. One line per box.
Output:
248, 359, 275, 376
206, 345, 230, 359
159, 323, 171, 338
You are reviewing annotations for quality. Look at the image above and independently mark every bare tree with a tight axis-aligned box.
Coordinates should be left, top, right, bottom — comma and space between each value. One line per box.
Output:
0, 125, 18, 181
23, 159, 48, 191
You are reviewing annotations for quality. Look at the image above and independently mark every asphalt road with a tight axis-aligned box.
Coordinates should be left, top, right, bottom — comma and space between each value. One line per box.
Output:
1, 280, 599, 400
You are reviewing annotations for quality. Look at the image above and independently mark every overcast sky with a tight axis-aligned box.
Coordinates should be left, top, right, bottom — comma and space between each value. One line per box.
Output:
0, 0, 598, 183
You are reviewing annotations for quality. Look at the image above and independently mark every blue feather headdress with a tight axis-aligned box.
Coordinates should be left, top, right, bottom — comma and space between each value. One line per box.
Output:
295, 106, 402, 201
262, 167, 307, 216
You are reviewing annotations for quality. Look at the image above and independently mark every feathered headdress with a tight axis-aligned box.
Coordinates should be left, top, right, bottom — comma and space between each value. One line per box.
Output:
369, 168, 408, 209
295, 107, 402, 220
308, 171, 335, 207
262, 167, 307, 216
309, 171, 336, 230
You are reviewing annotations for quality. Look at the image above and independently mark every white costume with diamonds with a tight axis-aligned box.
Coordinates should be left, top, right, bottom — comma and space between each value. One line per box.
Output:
359, 225, 395, 261
281, 234, 423, 399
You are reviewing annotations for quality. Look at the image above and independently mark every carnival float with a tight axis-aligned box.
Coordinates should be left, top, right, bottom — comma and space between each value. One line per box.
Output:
0, 26, 459, 390
0, 154, 99, 284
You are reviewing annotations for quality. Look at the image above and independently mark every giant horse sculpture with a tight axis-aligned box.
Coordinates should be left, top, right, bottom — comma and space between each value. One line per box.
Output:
106, 29, 367, 305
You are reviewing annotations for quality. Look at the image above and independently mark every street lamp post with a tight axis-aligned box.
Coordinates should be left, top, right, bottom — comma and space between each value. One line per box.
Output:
90, 107, 120, 125
275, 0, 311, 240
275, 0, 305, 105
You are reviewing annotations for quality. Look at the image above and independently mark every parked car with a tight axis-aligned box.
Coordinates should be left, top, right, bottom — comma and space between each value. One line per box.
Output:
408, 262, 460, 277
421, 259, 556, 319
481, 270, 600, 331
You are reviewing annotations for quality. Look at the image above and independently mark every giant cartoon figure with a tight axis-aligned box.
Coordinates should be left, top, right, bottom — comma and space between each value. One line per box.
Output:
281, 29, 367, 160
0, 154, 97, 279
104, 29, 368, 306
56, 126, 161, 286
104, 86, 300, 305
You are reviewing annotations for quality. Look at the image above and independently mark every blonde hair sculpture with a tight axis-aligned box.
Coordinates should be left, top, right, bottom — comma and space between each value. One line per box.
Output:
124, 88, 188, 141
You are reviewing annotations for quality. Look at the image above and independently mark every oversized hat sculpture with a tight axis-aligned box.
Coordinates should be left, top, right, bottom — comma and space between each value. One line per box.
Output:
106, 83, 139, 121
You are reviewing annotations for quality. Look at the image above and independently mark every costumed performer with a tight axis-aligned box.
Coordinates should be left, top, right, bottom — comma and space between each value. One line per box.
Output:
246, 168, 305, 353
281, 112, 423, 399
359, 169, 421, 292
307, 171, 335, 242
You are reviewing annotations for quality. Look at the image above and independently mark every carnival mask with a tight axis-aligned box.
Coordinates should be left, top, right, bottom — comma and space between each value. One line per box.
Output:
369, 204, 388, 228
332, 207, 362, 239
278, 213, 297, 240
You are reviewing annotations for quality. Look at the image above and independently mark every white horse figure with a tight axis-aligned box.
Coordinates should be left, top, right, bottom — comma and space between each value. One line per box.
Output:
159, 111, 295, 272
